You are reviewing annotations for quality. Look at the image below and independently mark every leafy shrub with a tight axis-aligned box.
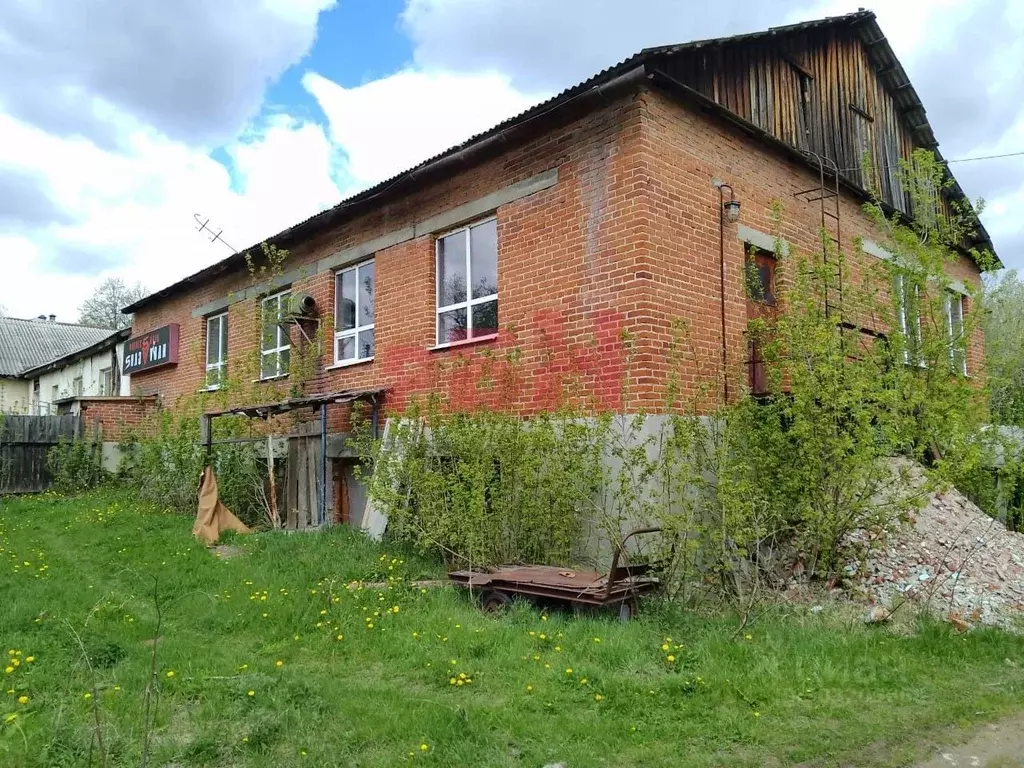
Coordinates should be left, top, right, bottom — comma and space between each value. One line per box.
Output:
47, 439, 104, 493
121, 407, 271, 527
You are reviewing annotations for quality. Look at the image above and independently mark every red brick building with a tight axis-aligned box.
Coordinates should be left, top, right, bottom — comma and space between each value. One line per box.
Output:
119, 12, 995, 521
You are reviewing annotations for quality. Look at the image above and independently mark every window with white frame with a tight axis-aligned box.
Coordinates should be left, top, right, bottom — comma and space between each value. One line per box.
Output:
99, 368, 113, 396
205, 312, 229, 388
334, 260, 375, 364
894, 273, 923, 365
945, 290, 968, 375
260, 290, 291, 380
436, 217, 498, 346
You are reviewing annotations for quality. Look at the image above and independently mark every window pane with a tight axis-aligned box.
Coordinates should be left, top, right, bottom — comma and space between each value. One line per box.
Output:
337, 270, 357, 331
470, 219, 498, 299
438, 231, 467, 306
279, 347, 290, 374
261, 353, 277, 379
207, 318, 221, 365
471, 300, 498, 338
358, 329, 375, 359
359, 262, 375, 326
220, 316, 229, 362
337, 335, 355, 362
438, 307, 468, 345
262, 299, 278, 351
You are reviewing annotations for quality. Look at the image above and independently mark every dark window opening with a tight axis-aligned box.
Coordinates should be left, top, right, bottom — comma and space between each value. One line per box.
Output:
745, 247, 777, 306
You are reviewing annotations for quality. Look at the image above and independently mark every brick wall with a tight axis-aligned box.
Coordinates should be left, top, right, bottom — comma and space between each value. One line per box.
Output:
127, 84, 985, 428
77, 396, 160, 442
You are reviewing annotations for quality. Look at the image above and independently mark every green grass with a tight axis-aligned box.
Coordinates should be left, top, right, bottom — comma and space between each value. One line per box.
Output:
1, 490, 1023, 767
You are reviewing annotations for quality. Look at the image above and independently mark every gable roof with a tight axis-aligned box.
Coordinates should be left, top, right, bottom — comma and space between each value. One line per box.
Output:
18, 327, 129, 379
123, 10, 995, 316
0, 317, 113, 378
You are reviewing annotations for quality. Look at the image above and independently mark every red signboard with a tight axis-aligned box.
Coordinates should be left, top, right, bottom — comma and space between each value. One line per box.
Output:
124, 324, 179, 374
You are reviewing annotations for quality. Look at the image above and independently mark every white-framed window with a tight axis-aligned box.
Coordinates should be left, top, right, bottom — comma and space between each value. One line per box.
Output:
99, 368, 112, 396
260, 290, 291, 380
334, 260, 375, 364
205, 312, 229, 388
945, 290, 968, 375
894, 273, 923, 366
436, 216, 498, 346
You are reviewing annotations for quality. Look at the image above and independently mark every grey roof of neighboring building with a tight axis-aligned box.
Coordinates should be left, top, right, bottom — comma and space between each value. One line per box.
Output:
18, 326, 129, 379
0, 316, 113, 377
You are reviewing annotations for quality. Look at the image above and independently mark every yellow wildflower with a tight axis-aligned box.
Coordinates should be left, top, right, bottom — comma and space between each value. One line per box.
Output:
17, 696, 28, 705
165, 670, 175, 678
83, 692, 92, 700
420, 743, 429, 752
24, 657, 33, 664
667, 655, 676, 663
594, 693, 604, 701
247, 690, 255, 697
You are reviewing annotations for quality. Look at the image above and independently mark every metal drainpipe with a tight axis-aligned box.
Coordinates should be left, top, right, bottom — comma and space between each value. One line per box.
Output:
716, 183, 733, 403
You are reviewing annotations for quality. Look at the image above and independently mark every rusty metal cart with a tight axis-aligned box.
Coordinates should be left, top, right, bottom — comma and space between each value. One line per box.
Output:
449, 527, 663, 620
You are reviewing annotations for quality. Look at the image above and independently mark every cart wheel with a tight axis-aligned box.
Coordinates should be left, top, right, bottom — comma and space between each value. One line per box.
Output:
617, 598, 638, 622
479, 589, 513, 613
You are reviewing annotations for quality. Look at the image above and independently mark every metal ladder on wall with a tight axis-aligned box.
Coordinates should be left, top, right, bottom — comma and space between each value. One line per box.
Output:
794, 151, 844, 320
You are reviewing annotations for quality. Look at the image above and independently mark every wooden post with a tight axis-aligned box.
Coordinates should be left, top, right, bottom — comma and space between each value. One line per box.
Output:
266, 434, 280, 528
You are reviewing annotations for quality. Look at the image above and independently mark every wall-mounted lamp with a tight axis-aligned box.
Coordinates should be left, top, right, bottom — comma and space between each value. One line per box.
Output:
712, 179, 741, 224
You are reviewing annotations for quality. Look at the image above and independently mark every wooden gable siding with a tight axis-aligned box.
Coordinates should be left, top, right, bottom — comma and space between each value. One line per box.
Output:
660, 26, 940, 220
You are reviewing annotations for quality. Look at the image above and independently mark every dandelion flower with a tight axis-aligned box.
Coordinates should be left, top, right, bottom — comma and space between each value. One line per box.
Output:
539, 633, 546, 640
667, 655, 676, 663
275, 660, 284, 668
593, 637, 602, 643
420, 743, 429, 752
526, 685, 533, 693
300, 749, 307, 756
247, 690, 255, 697
449, 677, 457, 685
744, 634, 753, 641
661, 643, 670, 651
555, 646, 562, 653
392, 605, 400, 613
366, 622, 374, 629
17, 695, 28, 705
336, 634, 344, 641
528, 631, 536, 637
24, 657, 33, 664
565, 668, 573, 675
753, 711, 761, 717
3, 668, 12, 675
83, 692, 92, 700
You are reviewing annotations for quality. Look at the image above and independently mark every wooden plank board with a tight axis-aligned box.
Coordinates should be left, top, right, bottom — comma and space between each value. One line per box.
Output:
286, 437, 299, 529
296, 438, 308, 530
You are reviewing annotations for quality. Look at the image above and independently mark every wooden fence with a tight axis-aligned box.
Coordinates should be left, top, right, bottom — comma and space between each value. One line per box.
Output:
0, 415, 82, 494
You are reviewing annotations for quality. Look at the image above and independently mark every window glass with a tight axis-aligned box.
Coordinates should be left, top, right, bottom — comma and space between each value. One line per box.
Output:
469, 219, 498, 299
438, 232, 467, 307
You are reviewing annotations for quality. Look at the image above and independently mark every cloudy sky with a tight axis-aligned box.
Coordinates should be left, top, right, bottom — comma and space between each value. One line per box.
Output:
0, 0, 1022, 321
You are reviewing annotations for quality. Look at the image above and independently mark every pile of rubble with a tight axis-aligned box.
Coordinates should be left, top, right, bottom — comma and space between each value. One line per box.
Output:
848, 485, 1024, 630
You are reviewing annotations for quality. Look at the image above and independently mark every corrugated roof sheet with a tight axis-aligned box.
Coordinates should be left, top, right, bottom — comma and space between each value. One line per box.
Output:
123, 9, 994, 314
0, 317, 113, 377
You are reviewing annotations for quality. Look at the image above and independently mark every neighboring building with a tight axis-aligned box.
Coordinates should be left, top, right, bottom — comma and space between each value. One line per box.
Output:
0, 316, 113, 414
20, 327, 133, 414
118, 12, 996, 523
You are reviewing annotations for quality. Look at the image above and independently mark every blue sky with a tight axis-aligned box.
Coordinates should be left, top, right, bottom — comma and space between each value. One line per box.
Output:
1, 0, 1022, 320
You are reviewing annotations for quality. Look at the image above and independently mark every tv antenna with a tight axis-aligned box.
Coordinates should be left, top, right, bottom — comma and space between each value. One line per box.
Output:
193, 213, 237, 253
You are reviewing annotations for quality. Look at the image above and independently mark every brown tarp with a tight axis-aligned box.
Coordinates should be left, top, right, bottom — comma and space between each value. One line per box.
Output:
193, 466, 251, 545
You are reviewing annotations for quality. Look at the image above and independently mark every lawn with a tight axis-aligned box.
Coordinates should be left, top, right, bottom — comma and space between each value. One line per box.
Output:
1, 490, 1023, 767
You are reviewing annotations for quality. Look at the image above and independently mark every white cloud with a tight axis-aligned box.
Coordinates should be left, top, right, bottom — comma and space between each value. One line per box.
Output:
0, 112, 341, 319
303, 69, 544, 190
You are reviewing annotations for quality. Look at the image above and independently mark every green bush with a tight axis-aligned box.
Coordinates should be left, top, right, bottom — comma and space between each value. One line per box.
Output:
47, 439, 104, 494
121, 407, 271, 528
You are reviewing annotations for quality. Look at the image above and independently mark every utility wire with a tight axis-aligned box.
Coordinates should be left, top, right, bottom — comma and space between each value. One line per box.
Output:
829, 149, 1024, 175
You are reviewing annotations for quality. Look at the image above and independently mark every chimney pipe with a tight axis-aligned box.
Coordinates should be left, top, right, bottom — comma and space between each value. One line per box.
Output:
36, 315, 46, 321
49, 314, 56, 322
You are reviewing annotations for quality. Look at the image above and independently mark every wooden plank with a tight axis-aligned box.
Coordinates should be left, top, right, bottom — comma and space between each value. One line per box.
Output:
308, 433, 321, 526
286, 438, 299, 529
296, 438, 309, 530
